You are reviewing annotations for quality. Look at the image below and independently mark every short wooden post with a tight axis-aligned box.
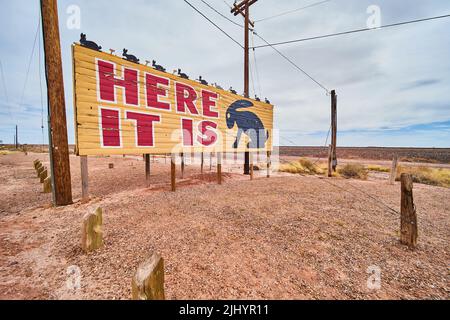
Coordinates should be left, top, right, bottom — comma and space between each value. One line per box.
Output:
43, 176, 52, 193
81, 207, 103, 253
131, 253, 165, 300
33, 160, 40, 170
210, 152, 213, 171
200, 153, 204, 174
171, 154, 176, 192
250, 152, 254, 180
267, 151, 271, 178
109, 163, 114, 169
80, 156, 89, 203
400, 174, 418, 248
327, 145, 333, 177
37, 166, 45, 178
389, 155, 398, 185
180, 152, 185, 179
217, 152, 222, 185
37, 164, 44, 177
145, 154, 151, 187
40, 169, 48, 183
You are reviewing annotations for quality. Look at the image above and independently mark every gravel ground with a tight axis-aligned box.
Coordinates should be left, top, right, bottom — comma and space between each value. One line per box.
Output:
0, 152, 448, 300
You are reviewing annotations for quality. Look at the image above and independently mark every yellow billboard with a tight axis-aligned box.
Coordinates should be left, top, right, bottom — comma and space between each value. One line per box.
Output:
73, 44, 273, 156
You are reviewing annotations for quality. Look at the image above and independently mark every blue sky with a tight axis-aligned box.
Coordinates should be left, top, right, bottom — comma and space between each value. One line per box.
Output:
0, 0, 449, 147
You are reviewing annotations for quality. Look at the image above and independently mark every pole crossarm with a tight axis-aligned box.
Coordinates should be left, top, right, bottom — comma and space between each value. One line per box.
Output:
231, 0, 256, 27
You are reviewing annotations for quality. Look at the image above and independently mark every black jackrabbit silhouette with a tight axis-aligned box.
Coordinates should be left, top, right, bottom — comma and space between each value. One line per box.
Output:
80, 33, 102, 51
226, 100, 269, 149
198, 76, 208, 86
177, 69, 189, 79
152, 60, 166, 72
123, 49, 139, 64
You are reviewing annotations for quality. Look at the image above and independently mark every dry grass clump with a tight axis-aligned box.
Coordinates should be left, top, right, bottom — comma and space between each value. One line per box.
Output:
279, 158, 323, 175
367, 165, 390, 173
396, 166, 450, 188
0, 150, 17, 156
338, 164, 368, 180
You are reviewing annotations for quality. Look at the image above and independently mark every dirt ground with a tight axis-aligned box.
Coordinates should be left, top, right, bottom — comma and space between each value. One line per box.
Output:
0, 152, 448, 300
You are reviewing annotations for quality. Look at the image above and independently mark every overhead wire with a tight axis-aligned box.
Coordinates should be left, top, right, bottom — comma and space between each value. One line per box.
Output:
254, 0, 332, 23
183, 0, 244, 49
199, 0, 244, 28
0, 59, 12, 119
252, 30, 330, 94
253, 13, 450, 49
251, 31, 262, 98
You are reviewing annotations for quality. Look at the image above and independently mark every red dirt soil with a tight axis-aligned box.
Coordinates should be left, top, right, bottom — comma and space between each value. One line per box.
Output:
0, 152, 448, 300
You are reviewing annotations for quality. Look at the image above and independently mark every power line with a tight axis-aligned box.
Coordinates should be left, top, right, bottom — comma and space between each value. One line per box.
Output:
253, 13, 450, 49
255, 0, 332, 23
183, 0, 244, 49
18, 17, 41, 118
200, 0, 244, 28
251, 32, 262, 98
253, 31, 330, 94
0, 59, 12, 118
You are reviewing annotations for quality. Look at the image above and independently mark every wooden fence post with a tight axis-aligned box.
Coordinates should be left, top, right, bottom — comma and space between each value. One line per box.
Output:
389, 155, 398, 185
80, 156, 89, 203
81, 207, 103, 252
180, 152, 185, 179
145, 154, 151, 187
171, 154, 176, 192
34, 160, 41, 170
201, 153, 204, 174
400, 174, 418, 248
250, 152, 254, 180
217, 152, 222, 185
43, 176, 52, 193
131, 253, 165, 300
210, 152, 213, 171
40, 169, 48, 183
37, 165, 45, 177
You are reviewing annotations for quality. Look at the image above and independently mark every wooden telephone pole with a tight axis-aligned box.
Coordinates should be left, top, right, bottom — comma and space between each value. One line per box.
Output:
15, 125, 18, 149
231, 0, 257, 175
330, 90, 338, 172
40, 0, 73, 206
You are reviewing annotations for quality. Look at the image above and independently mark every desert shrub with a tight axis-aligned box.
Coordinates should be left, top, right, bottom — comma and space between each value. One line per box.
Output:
367, 165, 390, 173
279, 158, 323, 175
396, 166, 450, 188
338, 164, 368, 180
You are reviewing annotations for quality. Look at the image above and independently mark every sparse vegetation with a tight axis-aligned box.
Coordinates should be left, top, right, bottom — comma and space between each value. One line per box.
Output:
338, 163, 368, 180
0, 150, 18, 156
366, 165, 390, 173
396, 166, 450, 188
279, 158, 324, 175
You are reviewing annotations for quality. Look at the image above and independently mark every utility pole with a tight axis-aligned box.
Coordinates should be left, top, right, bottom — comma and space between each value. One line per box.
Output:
331, 90, 337, 172
40, 0, 73, 206
15, 125, 18, 149
231, 0, 257, 175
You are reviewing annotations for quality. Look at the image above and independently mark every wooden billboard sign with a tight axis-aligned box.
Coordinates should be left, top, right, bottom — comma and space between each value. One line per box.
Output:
72, 44, 274, 156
